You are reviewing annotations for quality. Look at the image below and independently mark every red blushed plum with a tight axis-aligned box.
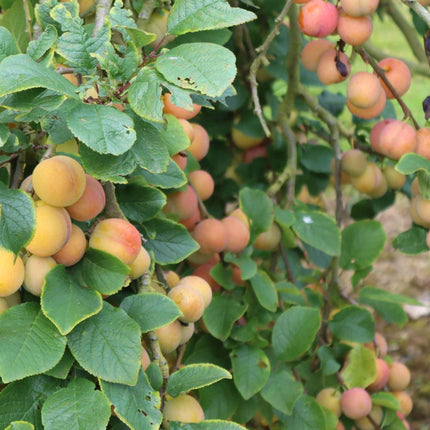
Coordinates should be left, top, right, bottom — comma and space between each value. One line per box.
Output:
243, 145, 268, 163
163, 93, 201, 120
167, 284, 205, 323
369, 119, 395, 152
192, 264, 221, 292
298, 0, 338, 38
172, 153, 187, 170
192, 219, 228, 254
337, 12, 373, 46
32, 155, 86, 207
89, 218, 141, 265
415, 128, 430, 160
180, 209, 202, 231
164, 185, 199, 221
340, 0, 379, 16
177, 275, 213, 308
346, 72, 382, 110
340, 388, 372, 420
317, 49, 351, 85
367, 358, 390, 391
221, 216, 250, 253
378, 120, 416, 160
188, 124, 210, 161
66, 175, 106, 221
53, 224, 87, 267
346, 90, 386, 120
377, 58, 411, 99
189, 170, 215, 201
301, 39, 335, 72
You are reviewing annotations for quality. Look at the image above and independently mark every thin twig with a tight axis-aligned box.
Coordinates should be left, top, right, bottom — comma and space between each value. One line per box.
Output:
155, 264, 171, 291
249, 0, 294, 137
22, 0, 33, 41
102, 182, 127, 220
93, 0, 113, 36
383, 0, 427, 62
174, 344, 186, 371
403, 0, 430, 28
10, 152, 25, 189
356, 47, 420, 129
279, 245, 295, 284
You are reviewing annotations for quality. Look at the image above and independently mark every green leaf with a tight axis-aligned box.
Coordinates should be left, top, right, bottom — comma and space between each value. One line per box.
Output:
199, 380, 240, 420
230, 345, 270, 400
300, 144, 334, 174
317, 345, 341, 375
41, 379, 111, 430
120, 292, 182, 332
392, 226, 429, 255
170, 421, 247, 430
340, 220, 386, 269
395, 152, 430, 174
44, 349, 74, 379
138, 160, 187, 189
283, 395, 327, 430
328, 306, 375, 343
209, 263, 236, 290
167, 0, 256, 35
128, 67, 164, 123
79, 248, 130, 295
5, 422, 34, 430
67, 104, 136, 155
0, 27, 19, 61
144, 218, 199, 264
27, 25, 57, 60
250, 271, 278, 312
167, 364, 231, 397
341, 344, 376, 388
202, 296, 247, 341
0, 54, 77, 98
80, 144, 137, 184
2, 0, 29, 52
0, 303, 66, 383
131, 113, 171, 174
100, 370, 162, 430
260, 369, 303, 415
156, 43, 236, 97
272, 306, 321, 362
224, 249, 257, 280
239, 187, 273, 239
0, 185, 35, 255
371, 392, 401, 410
292, 211, 340, 257
41, 265, 103, 335
274, 207, 295, 229
0, 376, 60, 429
67, 302, 141, 385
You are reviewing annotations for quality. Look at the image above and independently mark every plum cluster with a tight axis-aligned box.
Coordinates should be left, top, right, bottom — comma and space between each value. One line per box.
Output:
316, 332, 413, 429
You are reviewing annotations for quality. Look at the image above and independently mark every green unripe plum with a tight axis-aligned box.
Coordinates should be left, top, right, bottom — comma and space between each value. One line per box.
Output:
23, 255, 57, 296
341, 149, 368, 177
232, 127, 264, 150
383, 165, 406, 190
32, 155, 86, 207
163, 395, 205, 429
316, 387, 341, 417
354, 406, 383, 430
254, 223, 282, 251
0, 248, 24, 297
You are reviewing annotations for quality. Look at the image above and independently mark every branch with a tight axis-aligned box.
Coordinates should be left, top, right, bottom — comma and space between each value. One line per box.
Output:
279, 245, 295, 284
403, 0, 430, 28
10, 152, 25, 189
138, 0, 156, 20
249, 0, 294, 137
93, 0, 112, 36
22, 0, 33, 41
102, 182, 127, 220
382, 0, 427, 62
356, 47, 420, 130
362, 41, 430, 77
